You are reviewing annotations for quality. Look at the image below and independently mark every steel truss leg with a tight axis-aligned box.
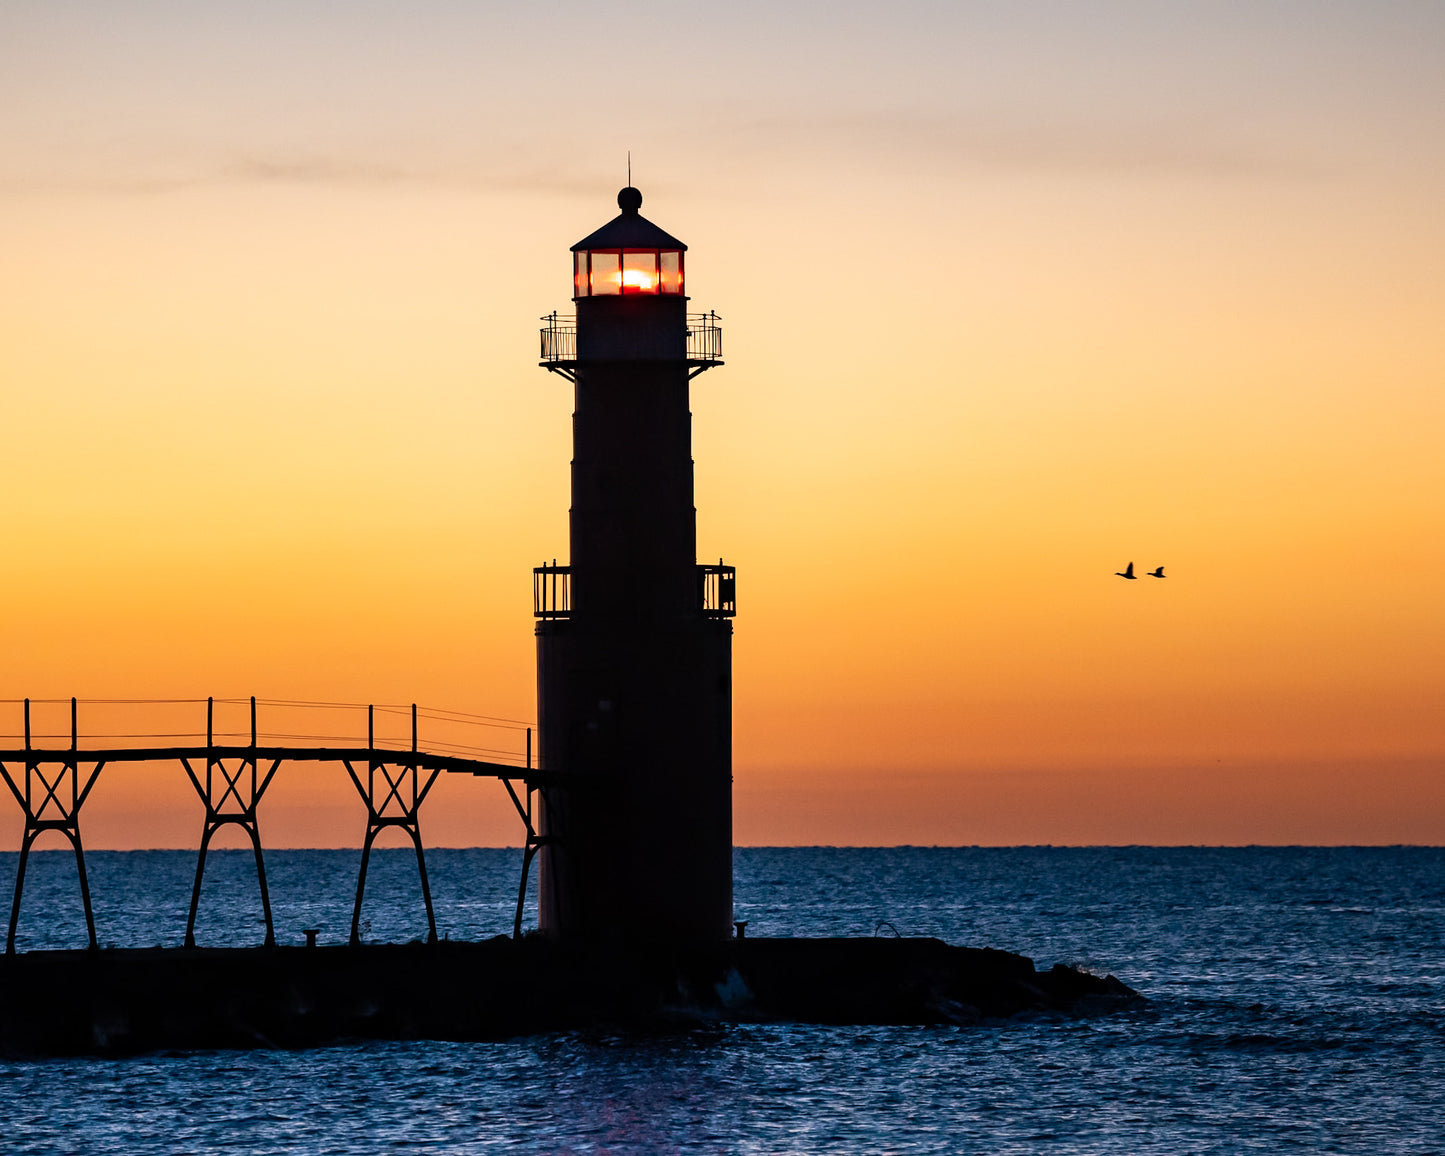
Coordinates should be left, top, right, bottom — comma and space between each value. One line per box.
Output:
184, 820, 214, 949
180, 752, 281, 949
502, 779, 551, 939
514, 839, 540, 940
184, 817, 277, 949
249, 820, 276, 948
1, 748, 104, 955
5, 827, 34, 955
71, 827, 98, 952
344, 754, 441, 946
6, 825, 98, 955
410, 824, 439, 945
350, 824, 377, 947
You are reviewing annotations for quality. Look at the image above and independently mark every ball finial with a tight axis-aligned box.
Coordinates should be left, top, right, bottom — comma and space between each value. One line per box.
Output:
618, 186, 643, 214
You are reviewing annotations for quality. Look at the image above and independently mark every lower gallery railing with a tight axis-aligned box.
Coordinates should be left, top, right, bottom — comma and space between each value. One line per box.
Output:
532, 562, 736, 618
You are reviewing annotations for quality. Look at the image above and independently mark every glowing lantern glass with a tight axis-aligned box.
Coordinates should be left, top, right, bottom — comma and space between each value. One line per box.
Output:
573, 247, 684, 297
571, 187, 687, 299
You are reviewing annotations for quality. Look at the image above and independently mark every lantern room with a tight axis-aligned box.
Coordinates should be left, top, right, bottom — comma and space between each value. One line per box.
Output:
571, 186, 686, 299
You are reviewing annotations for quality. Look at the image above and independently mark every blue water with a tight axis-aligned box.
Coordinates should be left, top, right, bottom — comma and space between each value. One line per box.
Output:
2, 846, 1443, 1153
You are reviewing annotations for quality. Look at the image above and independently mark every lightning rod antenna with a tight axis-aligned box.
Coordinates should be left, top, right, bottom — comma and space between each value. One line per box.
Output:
627, 151, 632, 186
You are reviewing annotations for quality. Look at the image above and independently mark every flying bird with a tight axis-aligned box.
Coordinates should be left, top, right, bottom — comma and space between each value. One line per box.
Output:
1148, 566, 1166, 578
1115, 562, 1137, 579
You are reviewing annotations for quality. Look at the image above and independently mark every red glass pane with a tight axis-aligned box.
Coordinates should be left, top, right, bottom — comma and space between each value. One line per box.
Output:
621, 251, 659, 294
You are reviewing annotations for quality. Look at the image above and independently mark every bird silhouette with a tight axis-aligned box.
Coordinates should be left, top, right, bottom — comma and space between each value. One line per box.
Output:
1115, 562, 1137, 579
1148, 566, 1166, 578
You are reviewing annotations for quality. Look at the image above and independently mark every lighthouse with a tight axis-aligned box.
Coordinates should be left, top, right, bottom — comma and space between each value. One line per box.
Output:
534, 186, 734, 946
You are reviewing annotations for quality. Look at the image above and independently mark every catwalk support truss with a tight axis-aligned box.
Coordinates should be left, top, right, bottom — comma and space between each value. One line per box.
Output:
0, 698, 547, 954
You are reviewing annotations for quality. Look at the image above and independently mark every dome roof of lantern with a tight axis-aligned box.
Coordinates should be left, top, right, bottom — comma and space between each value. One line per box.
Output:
571, 187, 687, 252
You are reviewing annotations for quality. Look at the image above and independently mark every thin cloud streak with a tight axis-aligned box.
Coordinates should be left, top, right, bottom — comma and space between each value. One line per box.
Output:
0, 103, 1326, 199
731, 108, 1328, 181
0, 153, 621, 198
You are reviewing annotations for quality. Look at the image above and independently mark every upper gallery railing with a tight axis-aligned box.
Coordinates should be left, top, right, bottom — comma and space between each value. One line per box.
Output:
538, 312, 723, 366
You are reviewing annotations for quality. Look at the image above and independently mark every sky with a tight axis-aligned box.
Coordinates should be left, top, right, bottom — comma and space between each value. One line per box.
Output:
2, 0, 1443, 848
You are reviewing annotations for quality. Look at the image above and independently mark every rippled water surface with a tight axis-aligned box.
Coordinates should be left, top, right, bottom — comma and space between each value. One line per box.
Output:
2, 846, 1443, 1153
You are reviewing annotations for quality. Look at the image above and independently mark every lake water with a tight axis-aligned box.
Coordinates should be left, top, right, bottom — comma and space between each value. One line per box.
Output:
2, 846, 1442, 1153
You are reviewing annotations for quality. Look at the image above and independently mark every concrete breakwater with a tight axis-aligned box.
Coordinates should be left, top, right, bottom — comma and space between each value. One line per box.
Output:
0, 937, 1140, 1055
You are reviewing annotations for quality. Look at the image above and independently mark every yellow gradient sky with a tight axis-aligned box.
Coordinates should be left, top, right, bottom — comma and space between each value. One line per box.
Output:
2, 1, 1443, 847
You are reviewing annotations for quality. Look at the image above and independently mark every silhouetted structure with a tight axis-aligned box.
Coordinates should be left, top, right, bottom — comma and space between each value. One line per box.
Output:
534, 187, 733, 946
0, 696, 539, 954
0, 190, 1148, 1054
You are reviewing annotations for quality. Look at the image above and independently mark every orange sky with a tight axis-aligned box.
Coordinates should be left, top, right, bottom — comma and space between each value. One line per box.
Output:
2, 2, 1443, 847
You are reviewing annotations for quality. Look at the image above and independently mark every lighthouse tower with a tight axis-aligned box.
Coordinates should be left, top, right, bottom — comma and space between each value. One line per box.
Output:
534, 186, 733, 947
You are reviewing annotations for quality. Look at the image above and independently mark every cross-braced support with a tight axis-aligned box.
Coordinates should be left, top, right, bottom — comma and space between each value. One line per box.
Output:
180, 697, 281, 948
0, 699, 103, 954
502, 776, 553, 940
500, 728, 552, 939
344, 705, 441, 946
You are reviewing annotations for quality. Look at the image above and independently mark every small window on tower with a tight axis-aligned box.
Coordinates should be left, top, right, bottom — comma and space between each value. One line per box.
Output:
573, 252, 588, 298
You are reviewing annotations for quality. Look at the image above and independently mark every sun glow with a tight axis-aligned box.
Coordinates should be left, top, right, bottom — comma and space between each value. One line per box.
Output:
619, 268, 655, 290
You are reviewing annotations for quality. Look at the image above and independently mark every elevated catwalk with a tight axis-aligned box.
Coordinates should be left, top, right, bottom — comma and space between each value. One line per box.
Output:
0, 697, 550, 954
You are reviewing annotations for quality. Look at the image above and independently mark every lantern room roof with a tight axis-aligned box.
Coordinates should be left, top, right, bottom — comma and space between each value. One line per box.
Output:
571, 187, 687, 252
